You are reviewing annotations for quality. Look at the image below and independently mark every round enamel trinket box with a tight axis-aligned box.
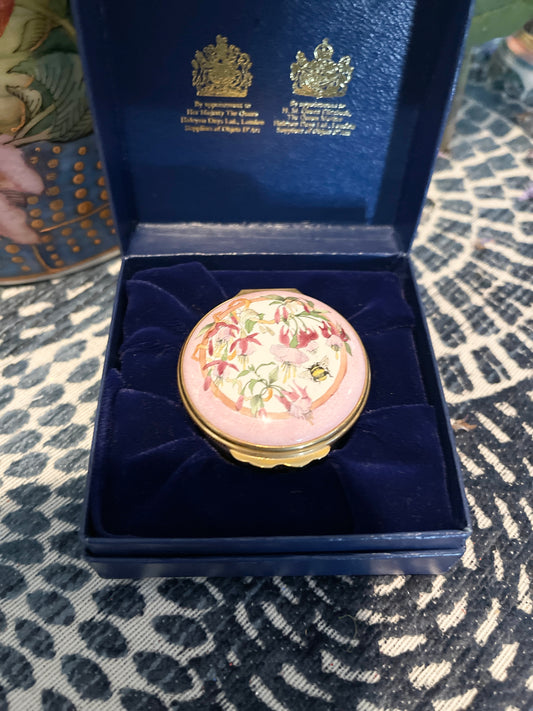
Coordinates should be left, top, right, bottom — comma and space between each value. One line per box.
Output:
178, 289, 370, 468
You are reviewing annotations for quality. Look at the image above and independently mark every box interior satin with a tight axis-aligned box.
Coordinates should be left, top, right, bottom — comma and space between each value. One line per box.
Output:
86, 257, 468, 550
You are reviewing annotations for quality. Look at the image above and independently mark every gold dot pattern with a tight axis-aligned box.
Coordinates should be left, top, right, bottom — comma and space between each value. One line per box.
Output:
77, 201, 94, 215
13, 142, 116, 276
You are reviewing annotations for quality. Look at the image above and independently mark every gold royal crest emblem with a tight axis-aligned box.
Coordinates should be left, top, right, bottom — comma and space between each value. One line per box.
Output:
192, 35, 253, 97
290, 39, 353, 98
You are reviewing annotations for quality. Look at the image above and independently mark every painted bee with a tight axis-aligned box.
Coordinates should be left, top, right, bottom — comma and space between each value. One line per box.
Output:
305, 357, 331, 382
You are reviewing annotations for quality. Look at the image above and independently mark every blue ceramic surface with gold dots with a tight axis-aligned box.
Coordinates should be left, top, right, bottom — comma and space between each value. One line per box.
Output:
0, 136, 118, 283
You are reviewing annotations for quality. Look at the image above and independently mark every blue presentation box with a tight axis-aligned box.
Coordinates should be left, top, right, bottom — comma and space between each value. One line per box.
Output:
73, 0, 473, 577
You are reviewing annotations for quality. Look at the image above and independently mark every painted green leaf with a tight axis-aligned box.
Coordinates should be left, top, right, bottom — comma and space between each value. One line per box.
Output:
237, 369, 250, 378
199, 322, 215, 334
12, 51, 92, 141
15, 16, 52, 53
469, 0, 533, 46
289, 333, 298, 348
7, 85, 42, 118
245, 319, 255, 333
250, 394, 263, 416
268, 366, 279, 384
345, 342, 352, 356
49, 0, 69, 17
32, 26, 77, 57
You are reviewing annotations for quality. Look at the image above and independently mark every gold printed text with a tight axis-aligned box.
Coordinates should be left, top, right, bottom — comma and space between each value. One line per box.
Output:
274, 100, 355, 137
181, 100, 265, 134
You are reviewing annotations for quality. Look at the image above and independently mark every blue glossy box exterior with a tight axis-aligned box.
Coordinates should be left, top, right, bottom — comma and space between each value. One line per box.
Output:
73, 0, 473, 577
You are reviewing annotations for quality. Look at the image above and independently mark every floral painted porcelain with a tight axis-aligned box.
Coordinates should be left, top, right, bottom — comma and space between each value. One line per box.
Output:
178, 289, 370, 467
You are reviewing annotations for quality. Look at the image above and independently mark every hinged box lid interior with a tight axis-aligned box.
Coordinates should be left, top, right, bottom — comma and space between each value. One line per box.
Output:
74, 0, 473, 256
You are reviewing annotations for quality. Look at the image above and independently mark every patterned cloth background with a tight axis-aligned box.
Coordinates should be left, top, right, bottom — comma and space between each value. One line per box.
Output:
0, 56, 531, 711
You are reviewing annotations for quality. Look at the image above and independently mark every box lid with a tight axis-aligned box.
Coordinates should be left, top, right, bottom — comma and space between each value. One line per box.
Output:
73, 0, 473, 255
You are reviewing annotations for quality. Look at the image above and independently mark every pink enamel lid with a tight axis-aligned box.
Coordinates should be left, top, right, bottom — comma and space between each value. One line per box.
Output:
178, 289, 370, 467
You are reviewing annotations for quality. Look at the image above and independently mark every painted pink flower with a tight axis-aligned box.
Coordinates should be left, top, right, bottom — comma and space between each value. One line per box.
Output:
206, 322, 238, 340
320, 321, 330, 338
319, 320, 349, 349
202, 359, 239, 377
279, 326, 290, 346
277, 384, 312, 420
297, 328, 318, 349
235, 395, 244, 411
230, 333, 261, 356
0, 135, 45, 244
338, 327, 349, 343
216, 324, 237, 341
328, 334, 344, 350
270, 344, 308, 365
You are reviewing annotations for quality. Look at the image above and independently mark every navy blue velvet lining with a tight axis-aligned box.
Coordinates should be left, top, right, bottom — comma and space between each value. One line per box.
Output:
91, 262, 455, 538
